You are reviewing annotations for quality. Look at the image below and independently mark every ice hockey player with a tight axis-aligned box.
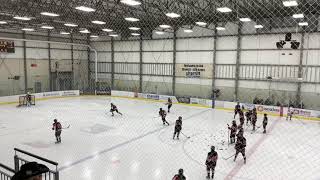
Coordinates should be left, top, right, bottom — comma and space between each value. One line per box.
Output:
245, 109, 252, 125
173, 116, 182, 140
251, 108, 257, 131
166, 98, 173, 113
228, 120, 237, 144
263, 114, 268, 133
110, 103, 123, 116
159, 108, 170, 125
286, 107, 293, 121
234, 102, 241, 119
172, 168, 186, 180
52, 119, 62, 143
205, 146, 218, 179
237, 126, 244, 138
26, 92, 32, 106
239, 110, 245, 127
234, 133, 246, 164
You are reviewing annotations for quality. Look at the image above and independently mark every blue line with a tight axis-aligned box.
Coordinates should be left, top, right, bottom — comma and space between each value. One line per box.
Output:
58, 109, 210, 171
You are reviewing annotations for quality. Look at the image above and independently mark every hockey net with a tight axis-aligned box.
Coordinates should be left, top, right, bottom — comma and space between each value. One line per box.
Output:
18, 95, 35, 106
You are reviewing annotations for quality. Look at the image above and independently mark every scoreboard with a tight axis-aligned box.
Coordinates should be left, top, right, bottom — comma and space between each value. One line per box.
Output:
0, 40, 15, 53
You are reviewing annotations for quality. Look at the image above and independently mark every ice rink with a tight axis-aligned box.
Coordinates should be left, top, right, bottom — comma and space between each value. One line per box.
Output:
0, 96, 320, 180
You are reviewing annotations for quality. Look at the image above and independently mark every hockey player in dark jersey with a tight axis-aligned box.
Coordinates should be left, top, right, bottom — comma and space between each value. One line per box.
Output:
234, 134, 246, 164
172, 168, 186, 180
159, 108, 170, 125
173, 116, 182, 140
245, 110, 252, 125
205, 146, 218, 179
234, 102, 241, 119
239, 110, 245, 127
237, 126, 244, 139
263, 114, 268, 133
110, 103, 122, 116
228, 120, 237, 144
251, 108, 257, 131
166, 98, 173, 113
52, 119, 62, 143
286, 107, 293, 121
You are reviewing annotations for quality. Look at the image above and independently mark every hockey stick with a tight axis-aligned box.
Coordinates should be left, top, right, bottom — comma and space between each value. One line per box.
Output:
223, 153, 236, 160
227, 125, 230, 146
62, 125, 70, 129
181, 132, 190, 139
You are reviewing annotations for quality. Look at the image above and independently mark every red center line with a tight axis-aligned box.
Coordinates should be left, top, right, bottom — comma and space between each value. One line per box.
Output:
224, 117, 281, 180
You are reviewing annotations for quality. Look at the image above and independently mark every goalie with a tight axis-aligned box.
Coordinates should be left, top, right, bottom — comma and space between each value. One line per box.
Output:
25, 92, 32, 106
18, 92, 34, 107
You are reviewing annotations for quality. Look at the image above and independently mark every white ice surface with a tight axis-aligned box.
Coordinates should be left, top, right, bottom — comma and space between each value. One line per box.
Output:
0, 96, 319, 180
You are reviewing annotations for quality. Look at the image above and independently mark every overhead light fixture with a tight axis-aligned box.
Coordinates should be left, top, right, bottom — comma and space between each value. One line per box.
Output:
129, 27, 140, 30
92, 20, 106, 25
196, 22, 207, 26
125, 17, 139, 22
60, 32, 70, 35
64, 23, 78, 27
216, 26, 226, 31
155, 31, 165, 35
292, 13, 304, 18
40, 12, 59, 17
217, 7, 232, 13
291, 41, 300, 49
165, 12, 181, 18
283, 0, 298, 7
21, 28, 34, 31
75, 6, 96, 12
159, 24, 171, 29
285, 33, 292, 41
240, 18, 251, 22
298, 22, 308, 26
131, 33, 140, 36
79, 29, 90, 33
90, 35, 99, 38
41, 25, 54, 29
14, 16, 31, 21
0, 21, 7, 24
276, 40, 286, 49
102, 28, 113, 32
254, 24, 264, 29
184, 29, 193, 33
109, 34, 118, 37
120, 0, 141, 6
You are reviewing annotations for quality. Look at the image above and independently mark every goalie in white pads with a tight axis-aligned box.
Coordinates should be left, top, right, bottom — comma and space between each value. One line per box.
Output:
286, 107, 293, 121
25, 92, 32, 106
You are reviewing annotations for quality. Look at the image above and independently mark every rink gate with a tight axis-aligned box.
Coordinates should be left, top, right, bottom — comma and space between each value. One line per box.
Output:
0, 148, 60, 180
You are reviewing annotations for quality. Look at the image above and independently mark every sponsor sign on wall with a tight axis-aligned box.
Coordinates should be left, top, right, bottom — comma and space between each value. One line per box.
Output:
256, 105, 280, 114
146, 94, 160, 100
0, 90, 80, 104
176, 64, 212, 78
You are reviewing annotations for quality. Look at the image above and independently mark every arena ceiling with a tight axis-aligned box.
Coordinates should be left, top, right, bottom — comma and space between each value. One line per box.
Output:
0, 0, 319, 39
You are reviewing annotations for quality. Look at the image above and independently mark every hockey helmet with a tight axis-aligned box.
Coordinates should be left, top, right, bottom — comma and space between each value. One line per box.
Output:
178, 116, 182, 120
178, 168, 183, 175
211, 146, 215, 151
53, 119, 57, 122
